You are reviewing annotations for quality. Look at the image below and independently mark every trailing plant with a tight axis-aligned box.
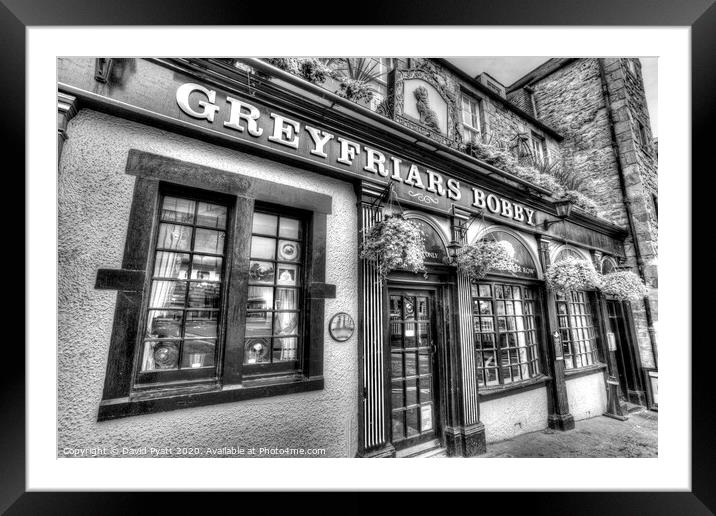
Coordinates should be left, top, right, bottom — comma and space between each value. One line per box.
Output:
360, 214, 427, 280
600, 271, 648, 301
263, 58, 332, 84
463, 137, 517, 172
453, 239, 520, 280
544, 256, 602, 292
561, 190, 599, 216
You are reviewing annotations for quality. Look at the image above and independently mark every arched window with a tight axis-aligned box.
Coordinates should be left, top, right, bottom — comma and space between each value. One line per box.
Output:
408, 218, 448, 265
601, 257, 617, 274
551, 246, 600, 370
481, 230, 538, 278
470, 230, 542, 387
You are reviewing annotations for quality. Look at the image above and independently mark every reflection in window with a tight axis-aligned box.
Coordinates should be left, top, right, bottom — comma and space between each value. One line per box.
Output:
556, 290, 599, 369
141, 195, 227, 373
472, 282, 542, 387
245, 210, 304, 365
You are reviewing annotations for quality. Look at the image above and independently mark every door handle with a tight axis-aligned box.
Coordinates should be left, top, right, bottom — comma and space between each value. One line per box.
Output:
431, 344, 437, 355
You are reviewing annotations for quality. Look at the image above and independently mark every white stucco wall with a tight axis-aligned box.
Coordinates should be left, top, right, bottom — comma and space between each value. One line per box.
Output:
480, 386, 549, 443
565, 371, 607, 421
57, 109, 359, 457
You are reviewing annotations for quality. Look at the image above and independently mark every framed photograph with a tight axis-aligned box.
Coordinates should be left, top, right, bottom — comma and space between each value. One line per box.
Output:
14, 0, 707, 512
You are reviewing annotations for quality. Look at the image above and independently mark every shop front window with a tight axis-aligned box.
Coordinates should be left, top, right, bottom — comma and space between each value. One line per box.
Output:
556, 290, 599, 369
245, 209, 305, 372
472, 282, 542, 387
138, 193, 228, 383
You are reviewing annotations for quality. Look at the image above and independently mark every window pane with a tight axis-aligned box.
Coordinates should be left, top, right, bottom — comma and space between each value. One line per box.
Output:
252, 212, 278, 235
244, 337, 271, 364
149, 280, 187, 309
146, 310, 183, 339
277, 240, 301, 262
249, 261, 275, 284
191, 255, 223, 281
141, 341, 180, 371
391, 352, 404, 377
406, 408, 419, 437
161, 197, 195, 224
274, 288, 298, 310
405, 352, 417, 376
188, 282, 220, 308
273, 337, 298, 362
246, 312, 272, 336
418, 351, 430, 375
194, 229, 225, 255
196, 202, 227, 229
248, 286, 274, 311
392, 380, 404, 408
405, 379, 418, 406
251, 236, 276, 260
276, 264, 300, 286
279, 217, 301, 239
184, 311, 218, 339
153, 252, 190, 279
157, 223, 192, 251
181, 339, 216, 368
274, 312, 299, 336
478, 284, 491, 297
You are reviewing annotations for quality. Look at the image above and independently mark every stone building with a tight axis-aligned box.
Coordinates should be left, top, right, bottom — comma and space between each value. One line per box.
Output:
56, 57, 658, 458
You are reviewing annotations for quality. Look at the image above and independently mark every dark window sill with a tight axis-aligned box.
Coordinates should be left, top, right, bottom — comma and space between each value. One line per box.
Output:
97, 375, 324, 421
477, 374, 551, 402
564, 362, 607, 380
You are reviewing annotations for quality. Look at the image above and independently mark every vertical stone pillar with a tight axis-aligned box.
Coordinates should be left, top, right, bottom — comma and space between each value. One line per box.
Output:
57, 92, 78, 164
537, 236, 575, 431
358, 183, 393, 457
444, 208, 486, 456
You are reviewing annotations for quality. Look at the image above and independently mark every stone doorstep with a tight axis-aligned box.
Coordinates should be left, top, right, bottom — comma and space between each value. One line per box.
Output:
396, 438, 443, 458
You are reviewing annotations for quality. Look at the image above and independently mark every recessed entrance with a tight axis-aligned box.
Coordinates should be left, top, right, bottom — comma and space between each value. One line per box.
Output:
606, 300, 645, 405
388, 289, 440, 450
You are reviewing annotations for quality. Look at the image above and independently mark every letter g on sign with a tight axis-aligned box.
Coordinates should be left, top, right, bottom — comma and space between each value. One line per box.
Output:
176, 83, 220, 123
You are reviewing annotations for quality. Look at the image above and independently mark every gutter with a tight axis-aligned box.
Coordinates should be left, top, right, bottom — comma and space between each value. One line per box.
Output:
597, 58, 658, 368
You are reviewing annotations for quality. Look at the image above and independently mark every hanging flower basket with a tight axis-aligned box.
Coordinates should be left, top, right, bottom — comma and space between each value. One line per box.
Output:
360, 215, 426, 280
454, 240, 520, 280
545, 256, 602, 292
600, 271, 648, 301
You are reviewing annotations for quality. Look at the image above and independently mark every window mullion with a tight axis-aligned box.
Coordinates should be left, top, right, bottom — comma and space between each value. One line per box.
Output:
222, 196, 255, 385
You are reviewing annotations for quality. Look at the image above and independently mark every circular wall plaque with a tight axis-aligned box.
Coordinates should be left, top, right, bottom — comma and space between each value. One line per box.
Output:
329, 312, 355, 342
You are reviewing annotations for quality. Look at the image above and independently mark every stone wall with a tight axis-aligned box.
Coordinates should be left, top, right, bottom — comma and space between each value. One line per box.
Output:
530, 58, 658, 369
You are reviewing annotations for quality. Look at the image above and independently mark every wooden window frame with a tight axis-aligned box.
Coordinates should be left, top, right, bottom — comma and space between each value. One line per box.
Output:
460, 93, 482, 143
95, 150, 334, 421
555, 290, 600, 370
471, 279, 546, 389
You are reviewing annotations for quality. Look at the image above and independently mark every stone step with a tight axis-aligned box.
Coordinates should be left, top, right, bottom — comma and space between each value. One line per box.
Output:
620, 401, 645, 414
396, 438, 443, 458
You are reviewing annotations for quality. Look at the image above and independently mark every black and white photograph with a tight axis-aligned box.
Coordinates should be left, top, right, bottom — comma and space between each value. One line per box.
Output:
55, 55, 660, 459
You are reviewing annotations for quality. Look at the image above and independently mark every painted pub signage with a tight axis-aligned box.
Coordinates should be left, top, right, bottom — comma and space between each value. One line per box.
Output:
175, 82, 538, 227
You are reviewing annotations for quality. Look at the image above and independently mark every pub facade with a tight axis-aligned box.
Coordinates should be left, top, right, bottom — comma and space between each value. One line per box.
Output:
57, 57, 657, 457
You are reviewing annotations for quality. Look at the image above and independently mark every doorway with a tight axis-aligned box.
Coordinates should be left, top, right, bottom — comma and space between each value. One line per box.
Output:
606, 300, 644, 405
388, 289, 441, 450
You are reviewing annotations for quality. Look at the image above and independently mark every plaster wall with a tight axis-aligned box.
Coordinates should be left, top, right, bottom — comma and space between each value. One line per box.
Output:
566, 371, 608, 421
480, 386, 549, 444
57, 109, 359, 458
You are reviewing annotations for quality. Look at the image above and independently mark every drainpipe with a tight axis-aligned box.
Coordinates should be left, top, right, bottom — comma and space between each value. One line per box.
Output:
597, 58, 658, 368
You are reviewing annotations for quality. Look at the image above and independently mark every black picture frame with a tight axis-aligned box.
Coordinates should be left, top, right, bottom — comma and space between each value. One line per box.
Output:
8, 0, 709, 513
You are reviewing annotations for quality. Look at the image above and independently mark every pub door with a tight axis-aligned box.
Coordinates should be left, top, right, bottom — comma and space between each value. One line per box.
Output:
388, 289, 441, 450
606, 300, 644, 405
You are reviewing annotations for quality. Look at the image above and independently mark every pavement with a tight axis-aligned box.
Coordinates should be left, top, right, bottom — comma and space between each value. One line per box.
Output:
435, 409, 658, 458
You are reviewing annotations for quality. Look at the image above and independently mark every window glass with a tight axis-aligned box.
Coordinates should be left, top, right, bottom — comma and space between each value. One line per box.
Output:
461, 94, 481, 143
245, 210, 305, 365
556, 290, 599, 369
473, 281, 542, 387
141, 194, 228, 374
